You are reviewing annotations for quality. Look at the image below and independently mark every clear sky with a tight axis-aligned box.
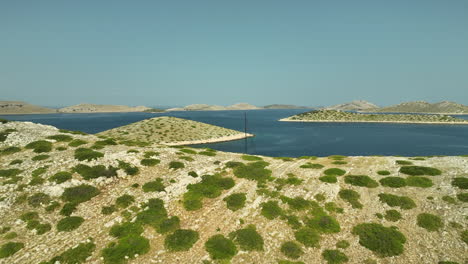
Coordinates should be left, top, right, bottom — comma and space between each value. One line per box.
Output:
1, 0, 467, 107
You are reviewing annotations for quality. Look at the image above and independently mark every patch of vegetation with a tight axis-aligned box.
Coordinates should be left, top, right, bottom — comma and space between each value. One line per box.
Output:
260, 200, 283, 219
338, 189, 363, 209
281, 196, 312, 211
158, 216, 180, 234
299, 163, 324, 169
60, 202, 78, 216
241, 155, 263, 161
74, 164, 117, 180
101, 234, 150, 264
183, 174, 234, 210
32, 154, 50, 161
142, 179, 165, 192
318, 174, 337, 183
164, 229, 200, 251
457, 193, 468, 202
332, 161, 347, 165
179, 156, 194, 161
336, 240, 350, 249
118, 161, 139, 176
399, 166, 442, 176
101, 205, 117, 215
45, 201, 60, 212
451, 178, 468, 189
396, 160, 413, 165
305, 215, 341, 234
28, 192, 51, 207
57, 216, 84, 232
49, 171, 72, 184
322, 249, 349, 264
0, 168, 22, 178
199, 150, 216, 156
42, 241, 96, 264
91, 138, 117, 149
205, 234, 237, 260
461, 230, 468, 245
324, 168, 346, 176
379, 177, 407, 188
233, 161, 272, 182
344, 175, 378, 188
384, 210, 402, 222
0, 146, 21, 155
143, 151, 159, 158
223, 193, 247, 211
68, 139, 87, 147
328, 155, 346, 160
169, 161, 185, 169
377, 170, 391, 176
188, 171, 198, 177
140, 158, 160, 166
406, 176, 433, 188
47, 134, 73, 142
110, 222, 143, 238
25, 140, 52, 153
294, 227, 320, 247
0, 242, 24, 259
59, 129, 87, 135
378, 193, 416, 210
135, 198, 168, 228
74, 148, 104, 161
229, 225, 264, 251
116, 194, 135, 208
225, 161, 244, 168
352, 223, 406, 257
180, 148, 197, 154
280, 241, 303, 259
4, 232, 17, 240
61, 184, 100, 204
417, 213, 443, 232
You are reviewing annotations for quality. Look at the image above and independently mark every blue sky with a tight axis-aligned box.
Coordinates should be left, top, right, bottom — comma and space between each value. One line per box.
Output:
1, 0, 467, 107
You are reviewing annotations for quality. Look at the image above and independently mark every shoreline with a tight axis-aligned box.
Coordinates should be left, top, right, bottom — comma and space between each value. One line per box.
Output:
359, 111, 468, 116
164, 133, 254, 146
279, 118, 468, 125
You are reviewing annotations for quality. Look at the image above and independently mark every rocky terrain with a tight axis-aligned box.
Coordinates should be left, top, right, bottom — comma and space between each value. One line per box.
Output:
367, 101, 468, 115
324, 101, 379, 111
58, 104, 151, 113
281, 110, 468, 124
0, 119, 467, 264
166, 103, 260, 112
0, 101, 57, 115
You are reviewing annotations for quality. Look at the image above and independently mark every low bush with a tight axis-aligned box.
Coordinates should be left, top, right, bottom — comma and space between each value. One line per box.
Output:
241, 155, 263, 161
101, 234, 150, 264
294, 227, 320, 247
457, 193, 468, 202
140, 158, 160, 166
158, 216, 180, 234
324, 168, 346, 176
379, 177, 407, 188
225, 161, 244, 168
229, 225, 264, 251
322, 249, 349, 264
406, 177, 433, 188
57, 216, 84, 232
116, 194, 135, 208
223, 193, 247, 211
399, 166, 442, 176
377, 170, 391, 176
42, 241, 95, 264
199, 151, 216, 156
417, 213, 443, 232
328, 155, 346, 160
142, 179, 165, 192
0, 168, 22, 178
4, 232, 17, 240
179, 156, 194, 161
143, 151, 159, 158
61, 184, 100, 204
180, 148, 197, 154
461, 230, 468, 245
68, 139, 87, 147
188, 171, 198, 177
1, 146, 21, 155
117, 161, 139, 176
32, 154, 50, 161
352, 223, 406, 257
319, 175, 337, 183
395, 160, 412, 165
73, 164, 117, 180
338, 189, 362, 209
336, 240, 350, 249
47, 134, 73, 142
300, 163, 324, 169
28, 193, 51, 207
91, 138, 117, 149
305, 215, 341, 234
110, 222, 143, 238
332, 161, 347, 165
0, 242, 24, 259
164, 229, 199, 252
378, 193, 416, 210
233, 161, 271, 182
49, 171, 72, 184
60, 202, 78, 216
384, 210, 402, 222
451, 178, 468, 189
260, 200, 283, 219
25, 140, 52, 153
280, 241, 303, 259
135, 198, 168, 227
183, 174, 235, 211
345, 175, 378, 188
101, 205, 117, 215
74, 148, 104, 161
281, 196, 311, 211
169, 161, 185, 169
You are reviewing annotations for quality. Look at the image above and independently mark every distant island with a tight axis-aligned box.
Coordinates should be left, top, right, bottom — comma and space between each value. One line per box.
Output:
280, 110, 468, 124
364, 101, 468, 115
0, 101, 57, 115
323, 100, 379, 111
58, 104, 151, 113
263, 104, 310, 109
166, 103, 260, 112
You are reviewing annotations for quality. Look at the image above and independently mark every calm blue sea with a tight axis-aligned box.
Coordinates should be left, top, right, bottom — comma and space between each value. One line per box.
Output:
2, 110, 468, 157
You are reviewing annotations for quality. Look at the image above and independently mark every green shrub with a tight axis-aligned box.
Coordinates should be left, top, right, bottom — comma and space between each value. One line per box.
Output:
142, 179, 165, 192
188, 171, 198, 177
116, 194, 135, 208
417, 213, 443, 232
322, 249, 349, 264
332, 161, 347, 165
384, 210, 402, 222
294, 227, 320, 247
278, 260, 305, 264
233, 161, 271, 182
461, 230, 468, 245
336, 240, 350, 249
199, 151, 216, 156
35, 223, 52, 235
164, 229, 199, 251
140, 158, 160, 166
260, 201, 283, 219
399, 166, 441, 176
43, 241, 95, 264
0, 119, 8, 124
225, 161, 244, 168
345, 175, 378, 188
110, 222, 143, 238
0, 168, 22, 178
306, 215, 341, 234
457, 193, 468, 202
328, 155, 346, 160
183, 174, 234, 209
300, 163, 324, 169
319, 175, 337, 183
0, 146, 21, 155
28, 193, 51, 207
61, 184, 100, 204
68, 139, 87, 147
379, 177, 406, 188
20, 211, 39, 221
101, 205, 117, 215
57, 216, 84, 232
57, 146, 67, 151
169, 161, 185, 169
451, 178, 468, 189
32, 166, 48, 177
0, 242, 24, 259
180, 148, 197, 154
91, 138, 117, 149
241, 155, 262, 161
74, 148, 104, 161
406, 177, 433, 188
32, 154, 50, 161
280, 241, 303, 259
50, 171, 72, 184
59, 129, 87, 135
45, 201, 60, 212
4, 232, 17, 240
223, 193, 246, 211
438, 262, 460, 264
29, 176, 45, 186
229, 225, 264, 251
395, 160, 412, 165
60, 202, 78, 216
143, 151, 159, 158
158, 216, 180, 234
73, 164, 117, 180
135, 198, 168, 226
377, 170, 391, 176
118, 161, 139, 176
324, 168, 346, 176
338, 189, 363, 209
25, 140, 52, 153
101, 235, 150, 264
378, 193, 416, 210
47, 134, 73, 142
352, 223, 406, 257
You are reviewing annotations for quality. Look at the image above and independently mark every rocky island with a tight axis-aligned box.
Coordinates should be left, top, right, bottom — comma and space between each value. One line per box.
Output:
281, 110, 468, 125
